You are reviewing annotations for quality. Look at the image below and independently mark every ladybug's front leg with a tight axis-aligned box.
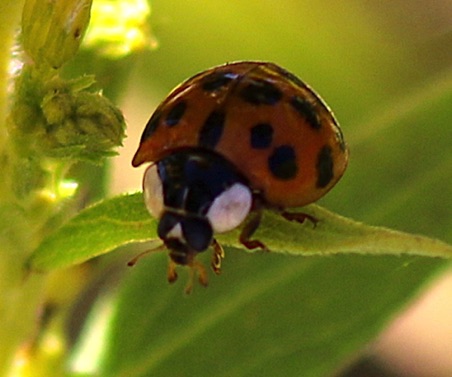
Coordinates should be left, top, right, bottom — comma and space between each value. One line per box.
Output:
211, 238, 225, 275
239, 208, 269, 252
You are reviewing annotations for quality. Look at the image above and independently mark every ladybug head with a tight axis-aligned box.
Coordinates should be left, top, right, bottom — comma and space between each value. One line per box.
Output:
142, 149, 252, 267
157, 211, 213, 265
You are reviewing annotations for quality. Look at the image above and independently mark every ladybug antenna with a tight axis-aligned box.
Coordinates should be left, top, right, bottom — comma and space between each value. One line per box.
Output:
127, 244, 166, 267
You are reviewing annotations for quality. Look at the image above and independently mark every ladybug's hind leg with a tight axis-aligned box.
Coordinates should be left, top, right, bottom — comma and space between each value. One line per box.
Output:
280, 211, 318, 227
239, 207, 269, 252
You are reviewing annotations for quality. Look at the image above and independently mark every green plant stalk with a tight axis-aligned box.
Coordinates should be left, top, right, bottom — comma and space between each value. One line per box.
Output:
0, 1, 49, 374
0, 1, 23, 152
0, 0, 125, 374
0, 252, 45, 376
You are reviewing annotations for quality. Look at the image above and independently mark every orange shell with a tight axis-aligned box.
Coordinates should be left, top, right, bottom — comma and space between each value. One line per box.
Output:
133, 62, 348, 207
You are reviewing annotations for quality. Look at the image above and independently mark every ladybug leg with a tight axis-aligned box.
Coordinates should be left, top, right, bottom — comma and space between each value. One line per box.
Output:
167, 259, 178, 284
239, 208, 269, 252
168, 257, 209, 294
184, 261, 208, 294
281, 211, 318, 228
194, 261, 209, 287
211, 238, 225, 275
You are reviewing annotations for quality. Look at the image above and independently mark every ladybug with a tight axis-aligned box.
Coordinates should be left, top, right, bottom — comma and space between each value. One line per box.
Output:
132, 61, 348, 289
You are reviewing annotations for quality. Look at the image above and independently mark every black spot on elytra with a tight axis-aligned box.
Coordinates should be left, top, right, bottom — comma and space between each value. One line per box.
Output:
140, 109, 162, 143
201, 71, 238, 91
290, 96, 321, 130
250, 123, 274, 149
268, 145, 297, 180
240, 79, 283, 105
198, 111, 226, 148
165, 101, 187, 127
316, 145, 334, 188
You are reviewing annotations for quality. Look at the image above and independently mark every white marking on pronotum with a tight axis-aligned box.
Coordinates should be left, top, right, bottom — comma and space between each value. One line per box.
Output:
207, 183, 252, 233
143, 164, 164, 219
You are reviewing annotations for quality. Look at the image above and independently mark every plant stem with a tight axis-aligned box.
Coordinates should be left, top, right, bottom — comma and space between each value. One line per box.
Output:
0, 1, 49, 375
0, 252, 45, 376
0, 1, 24, 150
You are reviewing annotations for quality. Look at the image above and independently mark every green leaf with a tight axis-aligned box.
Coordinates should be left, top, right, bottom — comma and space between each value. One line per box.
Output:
27, 193, 155, 271
28, 193, 451, 273
230, 206, 452, 259
96, 252, 445, 377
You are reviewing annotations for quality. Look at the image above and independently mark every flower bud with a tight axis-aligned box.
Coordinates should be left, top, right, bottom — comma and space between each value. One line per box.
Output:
22, 0, 92, 69
41, 85, 126, 161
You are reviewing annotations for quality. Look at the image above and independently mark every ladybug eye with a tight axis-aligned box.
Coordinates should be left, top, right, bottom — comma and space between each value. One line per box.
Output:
143, 164, 164, 219
206, 183, 252, 233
